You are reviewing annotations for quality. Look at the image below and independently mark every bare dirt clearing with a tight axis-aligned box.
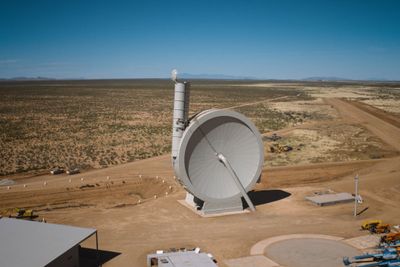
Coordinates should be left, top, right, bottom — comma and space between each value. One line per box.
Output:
325, 98, 400, 151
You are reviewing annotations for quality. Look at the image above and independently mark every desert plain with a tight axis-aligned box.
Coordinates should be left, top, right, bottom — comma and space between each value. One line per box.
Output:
0, 79, 399, 266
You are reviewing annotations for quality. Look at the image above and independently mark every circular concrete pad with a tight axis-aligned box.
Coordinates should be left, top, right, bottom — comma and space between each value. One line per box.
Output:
265, 238, 359, 267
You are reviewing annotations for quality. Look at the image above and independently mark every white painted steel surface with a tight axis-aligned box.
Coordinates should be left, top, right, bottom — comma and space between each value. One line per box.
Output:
171, 82, 190, 159
174, 109, 264, 203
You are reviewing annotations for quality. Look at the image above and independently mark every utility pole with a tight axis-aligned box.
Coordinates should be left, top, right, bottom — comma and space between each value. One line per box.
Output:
354, 174, 359, 217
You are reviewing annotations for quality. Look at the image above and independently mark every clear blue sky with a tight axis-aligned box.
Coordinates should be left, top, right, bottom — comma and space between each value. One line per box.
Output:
1, 0, 399, 80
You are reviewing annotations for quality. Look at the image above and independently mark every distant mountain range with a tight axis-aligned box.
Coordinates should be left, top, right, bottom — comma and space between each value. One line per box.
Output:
178, 73, 257, 80
302, 76, 350, 81
302, 76, 390, 82
0, 76, 55, 81
0, 75, 397, 82
302, 76, 399, 82
179, 74, 399, 82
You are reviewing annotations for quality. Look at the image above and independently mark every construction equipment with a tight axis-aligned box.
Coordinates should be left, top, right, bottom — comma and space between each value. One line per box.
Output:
362, 220, 391, 234
351, 259, 400, 267
373, 224, 392, 234
343, 248, 399, 266
381, 233, 400, 246
269, 143, 293, 153
362, 220, 383, 230
382, 233, 400, 244
10, 208, 38, 220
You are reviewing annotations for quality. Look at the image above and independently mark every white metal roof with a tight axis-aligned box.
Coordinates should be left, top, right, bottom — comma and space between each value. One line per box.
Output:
0, 217, 96, 267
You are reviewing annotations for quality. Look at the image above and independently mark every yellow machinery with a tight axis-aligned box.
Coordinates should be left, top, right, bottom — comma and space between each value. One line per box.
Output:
269, 143, 293, 153
12, 208, 38, 220
361, 220, 391, 234
361, 220, 383, 230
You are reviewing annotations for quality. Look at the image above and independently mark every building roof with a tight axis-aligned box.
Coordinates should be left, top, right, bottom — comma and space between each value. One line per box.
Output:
147, 251, 217, 267
0, 217, 96, 267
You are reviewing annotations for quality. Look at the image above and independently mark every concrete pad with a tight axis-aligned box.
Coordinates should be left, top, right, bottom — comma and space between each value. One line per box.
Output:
306, 192, 354, 206
250, 234, 343, 255
344, 234, 381, 249
177, 200, 250, 217
225, 255, 280, 267
265, 238, 360, 267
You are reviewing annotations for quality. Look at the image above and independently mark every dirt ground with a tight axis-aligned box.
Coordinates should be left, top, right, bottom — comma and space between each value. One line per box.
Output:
1, 84, 400, 266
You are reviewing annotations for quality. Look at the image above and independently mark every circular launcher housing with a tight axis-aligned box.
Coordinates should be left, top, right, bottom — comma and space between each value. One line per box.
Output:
174, 109, 264, 215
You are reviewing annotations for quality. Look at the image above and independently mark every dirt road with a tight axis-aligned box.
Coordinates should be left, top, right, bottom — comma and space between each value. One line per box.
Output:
325, 98, 400, 151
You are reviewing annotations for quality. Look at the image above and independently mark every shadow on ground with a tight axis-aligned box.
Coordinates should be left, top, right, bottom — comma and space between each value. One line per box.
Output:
80, 247, 121, 267
243, 189, 291, 208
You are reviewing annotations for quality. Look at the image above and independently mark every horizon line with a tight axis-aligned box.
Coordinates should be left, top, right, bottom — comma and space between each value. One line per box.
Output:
1, 76, 400, 83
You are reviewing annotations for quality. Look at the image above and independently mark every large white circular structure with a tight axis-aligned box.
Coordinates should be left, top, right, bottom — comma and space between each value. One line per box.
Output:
175, 109, 264, 204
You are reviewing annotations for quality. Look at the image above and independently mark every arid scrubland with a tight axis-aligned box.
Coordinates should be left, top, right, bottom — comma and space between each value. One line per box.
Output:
1, 79, 399, 175
0, 80, 305, 175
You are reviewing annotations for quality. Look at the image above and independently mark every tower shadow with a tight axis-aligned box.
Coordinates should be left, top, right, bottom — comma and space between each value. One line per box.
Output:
242, 189, 291, 208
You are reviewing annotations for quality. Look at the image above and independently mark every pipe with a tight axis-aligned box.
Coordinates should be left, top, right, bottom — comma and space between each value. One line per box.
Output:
354, 174, 359, 217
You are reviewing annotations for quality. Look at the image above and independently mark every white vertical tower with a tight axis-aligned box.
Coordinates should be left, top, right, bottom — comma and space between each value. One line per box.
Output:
171, 70, 190, 161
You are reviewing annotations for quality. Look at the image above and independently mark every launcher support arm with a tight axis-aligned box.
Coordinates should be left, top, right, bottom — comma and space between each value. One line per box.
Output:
217, 153, 256, 212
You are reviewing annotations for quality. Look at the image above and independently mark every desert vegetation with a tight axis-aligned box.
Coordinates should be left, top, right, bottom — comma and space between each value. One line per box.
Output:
1, 79, 399, 176
0, 79, 313, 176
